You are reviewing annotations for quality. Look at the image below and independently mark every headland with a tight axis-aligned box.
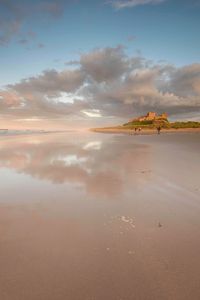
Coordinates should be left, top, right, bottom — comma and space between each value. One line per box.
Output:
91, 112, 200, 134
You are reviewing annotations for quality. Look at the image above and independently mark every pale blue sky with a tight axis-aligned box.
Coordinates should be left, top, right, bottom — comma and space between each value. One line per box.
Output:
0, 0, 200, 86
0, 0, 200, 128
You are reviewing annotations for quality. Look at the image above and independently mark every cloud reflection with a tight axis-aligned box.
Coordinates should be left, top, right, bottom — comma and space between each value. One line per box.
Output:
0, 133, 152, 197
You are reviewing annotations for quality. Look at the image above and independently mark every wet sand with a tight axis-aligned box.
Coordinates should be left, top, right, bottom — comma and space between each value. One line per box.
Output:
0, 132, 200, 300
91, 127, 200, 135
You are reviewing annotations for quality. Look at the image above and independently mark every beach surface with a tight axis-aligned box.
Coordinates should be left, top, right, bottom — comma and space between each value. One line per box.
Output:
0, 132, 200, 300
91, 127, 200, 135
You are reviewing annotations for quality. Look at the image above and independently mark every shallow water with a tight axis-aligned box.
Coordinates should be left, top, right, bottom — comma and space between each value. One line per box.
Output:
0, 132, 200, 300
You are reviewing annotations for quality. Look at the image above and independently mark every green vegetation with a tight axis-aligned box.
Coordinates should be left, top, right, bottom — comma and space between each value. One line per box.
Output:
123, 120, 200, 129
123, 120, 154, 126
123, 119, 169, 129
170, 121, 200, 129
92, 112, 200, 133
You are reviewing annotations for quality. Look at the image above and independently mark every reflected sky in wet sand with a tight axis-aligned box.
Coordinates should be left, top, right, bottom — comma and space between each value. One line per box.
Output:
0, 132, 200, 300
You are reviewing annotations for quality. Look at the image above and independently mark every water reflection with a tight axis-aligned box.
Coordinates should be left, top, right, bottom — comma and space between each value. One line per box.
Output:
0, 133, 152, 197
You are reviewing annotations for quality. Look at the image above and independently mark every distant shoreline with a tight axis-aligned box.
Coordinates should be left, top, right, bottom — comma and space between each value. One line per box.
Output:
91, 127, 200, 135
0, 130, 69, 136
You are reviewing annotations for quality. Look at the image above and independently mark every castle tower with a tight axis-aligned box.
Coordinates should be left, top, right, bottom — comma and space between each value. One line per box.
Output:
146, 112, 156, 120
159, 113, 168, 119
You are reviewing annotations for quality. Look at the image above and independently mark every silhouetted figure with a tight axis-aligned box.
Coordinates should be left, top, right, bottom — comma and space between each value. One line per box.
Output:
138, 127, 142, 133
157, 126, 161, 134
130, 128, 134, 135
134, 127, 137, 135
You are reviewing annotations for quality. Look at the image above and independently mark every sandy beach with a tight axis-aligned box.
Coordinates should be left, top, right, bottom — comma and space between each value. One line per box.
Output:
91, 127, 200, 135
0, 132, 200, 300
1, 0, 200, 298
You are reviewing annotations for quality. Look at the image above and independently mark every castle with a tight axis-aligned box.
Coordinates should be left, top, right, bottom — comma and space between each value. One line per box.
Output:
129, 112, 168, 123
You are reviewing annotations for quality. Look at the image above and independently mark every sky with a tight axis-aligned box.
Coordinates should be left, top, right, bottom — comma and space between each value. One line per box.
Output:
0, 0, 200, 129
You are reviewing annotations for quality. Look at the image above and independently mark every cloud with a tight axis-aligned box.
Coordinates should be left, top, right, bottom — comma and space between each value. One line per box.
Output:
0, 0, 65, 46
80, 46, 128, 83
18, 38, 28, 45
0, 19, 21, 45
65, 60, 80, 66
167, 64, 200, 97
82, 109, 102, 118
38, 1, 65, 18
0, 46, 200, 125
0, 90, 23, 107
38, 43, 45, 48
8, 69, 85, 96
16, 31, 37, 47
109, 0, 166, 9
0, 134, 151, 196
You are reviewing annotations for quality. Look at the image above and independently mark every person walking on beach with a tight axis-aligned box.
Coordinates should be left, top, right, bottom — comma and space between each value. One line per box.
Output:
157, 126, 161, 134
130, 128, 135, 135
138, 127, 142, 133
134, 127, 137, 134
